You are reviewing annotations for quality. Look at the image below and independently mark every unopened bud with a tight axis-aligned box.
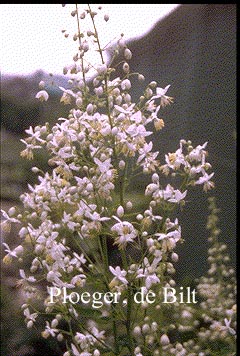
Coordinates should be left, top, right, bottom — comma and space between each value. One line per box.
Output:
117, 205, 124, 218
86, 103, 93, 114
118, 160, 125, 169
124, 48, 132, 60
160, 334, 170, 346
126, 201, 133, 210
171, 252, 179, 262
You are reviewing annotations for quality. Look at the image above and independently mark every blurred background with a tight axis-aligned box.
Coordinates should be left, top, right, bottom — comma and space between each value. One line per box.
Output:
1, 4, 236, 356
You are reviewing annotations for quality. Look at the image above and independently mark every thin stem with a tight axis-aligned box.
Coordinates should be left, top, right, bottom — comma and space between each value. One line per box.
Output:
75, 4, 86, 86
126, 286, 134, 355
87, 5, 104, 64
112, 305, 120, 354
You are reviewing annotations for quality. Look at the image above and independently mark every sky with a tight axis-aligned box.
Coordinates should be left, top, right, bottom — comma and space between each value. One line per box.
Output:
0, 4, 180, 76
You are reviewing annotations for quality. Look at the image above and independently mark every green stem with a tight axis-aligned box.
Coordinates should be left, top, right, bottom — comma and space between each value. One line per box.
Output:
112, 305, 120, 354
120, 249, 134, 355
126, 286, 134, 355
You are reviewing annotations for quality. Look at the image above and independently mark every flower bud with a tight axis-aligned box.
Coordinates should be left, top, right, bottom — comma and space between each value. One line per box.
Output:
142, 324, 150, 334
124, 48, 132, 60
121, 79, 131, 90
133, 325, 142, 336
19, 227, 28, 238
51, 319, 59, 328
118, 160, 125, 169
134, 346, 141, 354
35, 90, 49, 102
82, 41, 89, 52
171, 252, 179, 262
14, 245, 24, 256
151, 321, 158, 332
39, 80, 45, 89
27, 320, 33, 329
32, 167, 40, 173
117, 205, 124, 218
138, 74, 145, 82
118, 38, 126, 48
123, 62, 130, 73
126, 201, 133, 210
149, 81, 157, 88
97, 64, 107, 75
115, 95, 122, 105
35, 244, 44, 255
124, 93, 131, 103
152, 173, 159, 183
8, 207, 16, 216
86, 103, 93, 114
160, 334, 170, 346
95, 86, 103, 96
57, 333, 63, 342
47, 271, 56, 282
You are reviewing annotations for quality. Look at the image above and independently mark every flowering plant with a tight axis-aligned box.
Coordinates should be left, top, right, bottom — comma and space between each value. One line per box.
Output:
1, 4, 236, 356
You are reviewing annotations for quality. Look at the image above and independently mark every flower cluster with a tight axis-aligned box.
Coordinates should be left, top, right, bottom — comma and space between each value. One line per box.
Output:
1, 4, 235, 356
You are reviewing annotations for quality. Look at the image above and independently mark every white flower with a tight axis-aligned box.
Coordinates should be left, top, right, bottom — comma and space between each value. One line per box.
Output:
89, 325, 105, 341
71, 252, 87, 267
126, 123, 152, 138
2, 243, 20, 258
168, 189, 187, 203
62, 211, 78, 231
71, 274, 86, 286
71, 344, 91, 356
144, 206, 162, 222
94, 157, 112, 173
19, 269, 36, 283
35, 90, 49, 102
155, 226, 181, 243
136, 257, 161, 289
2, 243, 24, 264
44, 321, 59, 337
1, 209, 20, 224
188, 142, 208, 161
111, 216, 137, 248
59, 87, 77, 104
195, 172, 215, 191
164, 149, 186, 170
85, 210, 110, 223
137, 141, 154, 164
148, 85, 173, 107
145, 274, 160, 289
195, 172, 214, 185
23, 308, 38, 322
109, 266, 128, 285
114, 103, 135, 114
223, 318, 236, 335
25, 126, 46, 143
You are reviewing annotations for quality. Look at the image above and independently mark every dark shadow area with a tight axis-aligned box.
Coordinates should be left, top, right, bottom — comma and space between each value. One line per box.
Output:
111, 4, 236, 279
